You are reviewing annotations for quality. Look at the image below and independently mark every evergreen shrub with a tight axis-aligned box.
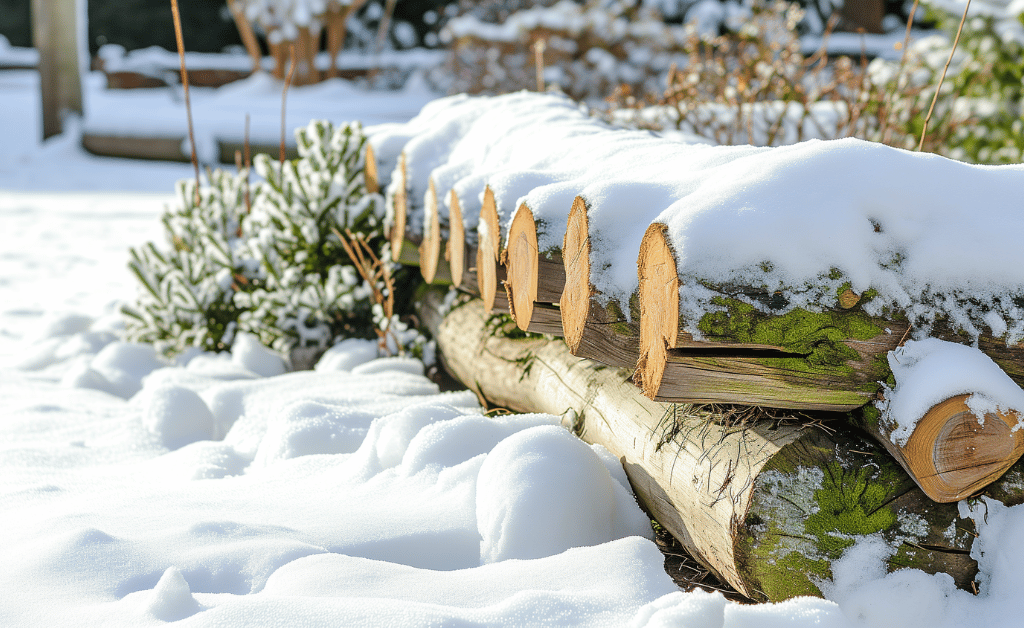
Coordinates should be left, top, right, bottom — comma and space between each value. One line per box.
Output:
123, 120, 429, 363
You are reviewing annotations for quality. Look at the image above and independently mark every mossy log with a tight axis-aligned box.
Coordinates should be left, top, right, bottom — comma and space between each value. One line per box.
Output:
504, 203, 566, 334
634, 222, 904, 411
559, 195, 639, 369
635, 222, 1024, 502
421, 291, 1015, 603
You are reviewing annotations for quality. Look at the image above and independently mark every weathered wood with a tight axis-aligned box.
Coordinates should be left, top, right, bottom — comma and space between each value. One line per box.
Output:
447, 189, 466, 288
364, 143, 379, 194
505, 203, 566, 333
389, 152, 408, 258
226, 0, 263, 73
476, 186, 502, 313
419, 178, 443, 284
32, 0, 84, 140
635, 222, 905, 411
459, 253, 509, 315
862, 394, 1024, 503
422, 291, 1005, 603
560, 195, 638, 368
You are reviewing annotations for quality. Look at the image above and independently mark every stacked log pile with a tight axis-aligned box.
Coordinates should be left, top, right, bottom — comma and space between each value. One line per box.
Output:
358, 92, 1024, 601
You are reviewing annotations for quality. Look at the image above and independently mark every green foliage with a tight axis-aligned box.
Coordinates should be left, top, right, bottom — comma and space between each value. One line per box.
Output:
914, 4, 1024, 164
124, 120, 426, 359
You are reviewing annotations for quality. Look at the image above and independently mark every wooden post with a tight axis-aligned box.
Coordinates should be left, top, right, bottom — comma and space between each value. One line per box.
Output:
31, 0, 84, 140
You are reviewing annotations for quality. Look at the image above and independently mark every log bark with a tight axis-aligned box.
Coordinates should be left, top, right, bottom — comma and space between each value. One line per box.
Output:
861, 394, 1024, 503
476, 186, 502, 313
560, 195, 638, 368
447, 189, 466, 288
504, 203, 566, 333
422, 291, 1009, 603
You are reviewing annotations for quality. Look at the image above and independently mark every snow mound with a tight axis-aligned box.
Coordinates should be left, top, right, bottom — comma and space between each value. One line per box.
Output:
314, 338, 380, 372
231, 332, 286, 378
145, 567, 202, 622
142, 384, 217, 450
477, 424, 652, 564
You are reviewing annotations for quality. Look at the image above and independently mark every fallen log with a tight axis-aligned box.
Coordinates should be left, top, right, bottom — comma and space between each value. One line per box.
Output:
504, 203, 566, 333
559, 196, 638, 368
421, 291, 1014, 603
634, 221, 1024, 503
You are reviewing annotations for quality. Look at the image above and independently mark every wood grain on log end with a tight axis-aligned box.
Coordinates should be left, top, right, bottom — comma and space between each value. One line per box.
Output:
419, 178, 442, 284
635, 222, 680, 399
389, 152, 408, 259
447, 189, 465, 288
477, 186, 501, 313
364, 142, 378, 194
561, 196, 592, 353
506, 203, 539, 331
891, 394, 1024, 502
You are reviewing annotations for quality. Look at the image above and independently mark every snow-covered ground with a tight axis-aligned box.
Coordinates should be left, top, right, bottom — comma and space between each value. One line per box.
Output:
5, 58, 1024, 627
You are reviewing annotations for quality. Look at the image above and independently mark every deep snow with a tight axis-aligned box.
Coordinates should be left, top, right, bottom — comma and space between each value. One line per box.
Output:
5, 50, 1024, 627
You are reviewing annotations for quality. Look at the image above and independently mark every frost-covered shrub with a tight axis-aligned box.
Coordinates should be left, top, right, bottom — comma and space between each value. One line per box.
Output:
124, 120, 428, 360
905, 1, 1024, 164
437, 0, 693, 100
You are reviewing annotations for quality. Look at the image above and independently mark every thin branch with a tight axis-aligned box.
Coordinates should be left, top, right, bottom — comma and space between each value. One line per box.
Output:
881, 0, 921, 144
281, 44, 296, 166
919, 0, 971, 152
170, 0, 200, 205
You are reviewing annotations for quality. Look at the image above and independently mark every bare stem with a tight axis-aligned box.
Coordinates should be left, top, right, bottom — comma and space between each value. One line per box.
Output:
170, 0, 200, 205
881, 0, 921, 144
281, 45, 296, 166
918, 0, 971, 152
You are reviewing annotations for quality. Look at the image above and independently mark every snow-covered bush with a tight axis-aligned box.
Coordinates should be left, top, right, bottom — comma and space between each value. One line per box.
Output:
124, 120, 429, 360
906, 0, 1024, 163
437, 0, 693, 100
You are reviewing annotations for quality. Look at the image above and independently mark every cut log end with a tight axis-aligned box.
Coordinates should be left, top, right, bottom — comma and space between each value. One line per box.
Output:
478, 186, 501, 312
389, 152, 408, 259
635, 222, 680, 398
419, 178, 442, 284
447, 190, 465, 288
364, 143, 379, 194
561, 196, 592, 354
899, 394, 1024, 502
506, 203, 539, 331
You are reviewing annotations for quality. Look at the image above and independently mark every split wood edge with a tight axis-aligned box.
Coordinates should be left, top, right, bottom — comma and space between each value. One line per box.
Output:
560, 195, 638, 368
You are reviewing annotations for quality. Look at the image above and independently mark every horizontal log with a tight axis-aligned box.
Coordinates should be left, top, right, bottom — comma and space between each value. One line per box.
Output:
422, 291, 1010, 603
